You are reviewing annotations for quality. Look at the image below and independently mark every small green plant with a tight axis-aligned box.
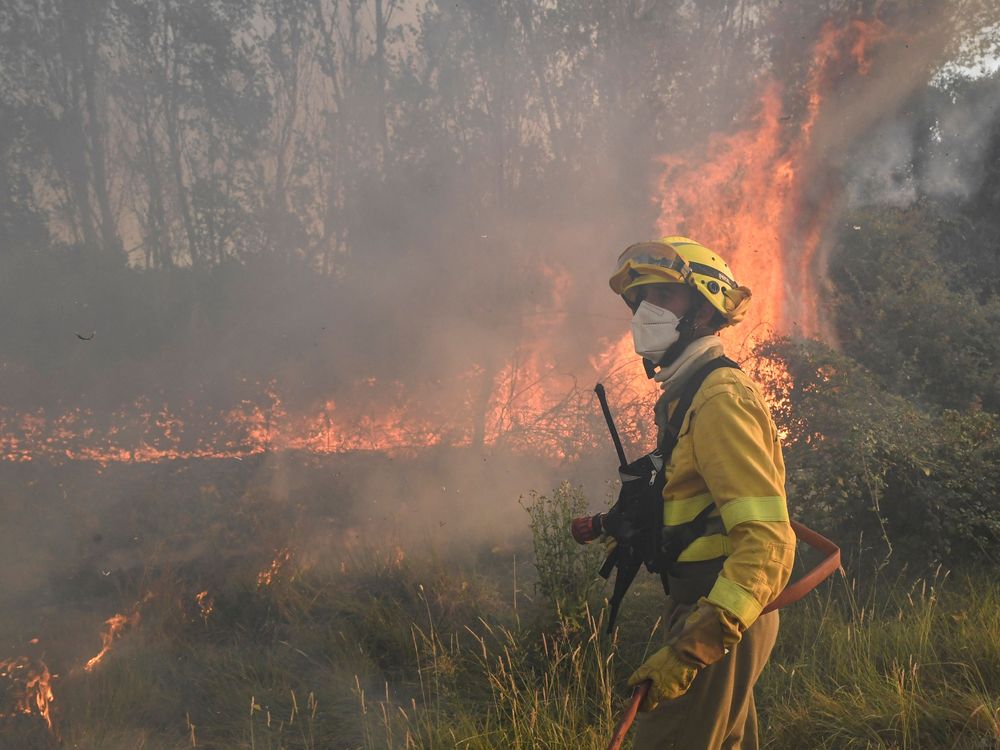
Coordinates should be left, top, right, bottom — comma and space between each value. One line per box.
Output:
521, 481, 604, 613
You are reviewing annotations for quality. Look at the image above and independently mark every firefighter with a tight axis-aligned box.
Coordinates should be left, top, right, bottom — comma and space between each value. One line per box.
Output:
609, 237, 795, 749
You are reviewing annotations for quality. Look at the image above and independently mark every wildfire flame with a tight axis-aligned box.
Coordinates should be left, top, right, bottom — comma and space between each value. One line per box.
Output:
196, 590, 215, 624
84, 609, 141, 673
0, 20, 890, 464
258, 548, 294, 588
654, 19, 890, 354
1, 655, 56, 735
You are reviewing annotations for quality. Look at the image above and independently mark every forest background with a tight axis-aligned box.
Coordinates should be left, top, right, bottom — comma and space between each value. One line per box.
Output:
1, 0, 1000, 747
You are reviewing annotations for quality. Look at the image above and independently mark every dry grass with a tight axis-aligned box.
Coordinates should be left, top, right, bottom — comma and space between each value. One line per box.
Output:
2, 474, 998, 750
6, 554, 992, 750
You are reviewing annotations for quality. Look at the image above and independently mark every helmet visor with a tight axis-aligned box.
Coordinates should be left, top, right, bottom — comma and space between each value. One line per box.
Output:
610, 242, 693, 298
614, 243, 691, 280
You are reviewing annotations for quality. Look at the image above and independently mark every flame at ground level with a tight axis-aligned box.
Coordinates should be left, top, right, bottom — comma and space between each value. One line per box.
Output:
0, 357, 652, 464
0, 19, 891, 465
0, 655, 56, 735
0, 337, 800, 464
84, 609, 142, 673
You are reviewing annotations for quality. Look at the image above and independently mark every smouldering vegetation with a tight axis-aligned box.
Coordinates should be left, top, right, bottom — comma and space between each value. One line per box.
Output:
2, 483, 998, 749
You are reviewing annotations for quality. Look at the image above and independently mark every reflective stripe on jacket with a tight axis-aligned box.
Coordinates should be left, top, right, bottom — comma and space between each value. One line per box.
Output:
657, 366, 796, 630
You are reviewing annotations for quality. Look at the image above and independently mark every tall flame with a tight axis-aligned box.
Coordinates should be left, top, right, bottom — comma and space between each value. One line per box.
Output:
654, 19, 889, 353
0, 20, 890, 464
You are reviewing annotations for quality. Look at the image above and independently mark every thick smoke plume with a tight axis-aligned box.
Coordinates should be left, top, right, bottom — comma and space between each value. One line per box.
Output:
2, 3, 992, 459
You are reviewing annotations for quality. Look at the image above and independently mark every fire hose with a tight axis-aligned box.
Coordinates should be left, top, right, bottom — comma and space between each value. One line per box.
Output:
605, 519, 842, 750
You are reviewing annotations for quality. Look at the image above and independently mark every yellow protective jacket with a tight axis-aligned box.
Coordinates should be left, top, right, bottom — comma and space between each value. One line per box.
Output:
656, 365, 796, 665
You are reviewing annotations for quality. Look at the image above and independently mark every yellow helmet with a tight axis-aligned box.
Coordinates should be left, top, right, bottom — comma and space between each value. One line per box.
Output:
608, 236, 752, 326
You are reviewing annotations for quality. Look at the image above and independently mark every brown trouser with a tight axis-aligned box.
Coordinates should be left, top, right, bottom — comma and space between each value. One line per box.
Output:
631, 597, 779, 750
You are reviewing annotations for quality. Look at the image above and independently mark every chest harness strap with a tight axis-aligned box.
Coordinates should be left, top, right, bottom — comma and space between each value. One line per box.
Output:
596, 356, 740, 633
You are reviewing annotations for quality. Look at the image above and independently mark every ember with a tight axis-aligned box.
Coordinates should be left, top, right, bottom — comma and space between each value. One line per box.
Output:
258, 548, 294, 588
196, 590, 215, 624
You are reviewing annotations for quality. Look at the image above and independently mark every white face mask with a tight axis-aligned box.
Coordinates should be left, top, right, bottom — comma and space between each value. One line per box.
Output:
630, 301, 681, 363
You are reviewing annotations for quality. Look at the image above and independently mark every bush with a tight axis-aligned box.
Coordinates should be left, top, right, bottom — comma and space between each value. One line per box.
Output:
521, 482, 604, 614
750, 339, 1000, 570
830, 204, 1000, 412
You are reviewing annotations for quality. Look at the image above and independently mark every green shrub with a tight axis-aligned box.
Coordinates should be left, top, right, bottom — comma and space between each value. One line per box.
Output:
521, 482, 604, 614
750, 339, 1000, 570
830, 204, 1000, 412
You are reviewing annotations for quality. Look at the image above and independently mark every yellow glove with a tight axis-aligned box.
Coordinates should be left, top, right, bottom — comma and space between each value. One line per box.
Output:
672, 600, 740, 668
626, 645, 699, 711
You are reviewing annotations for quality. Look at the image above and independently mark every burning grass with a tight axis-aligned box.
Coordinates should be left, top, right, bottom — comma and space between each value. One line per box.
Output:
0, 655, 56, 736
1, 461, 998, 749
0, 19, 918, 473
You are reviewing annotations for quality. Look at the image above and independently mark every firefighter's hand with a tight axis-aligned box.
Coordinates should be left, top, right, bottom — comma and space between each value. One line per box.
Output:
570, 514, 602, 544
627, 645, 699, 711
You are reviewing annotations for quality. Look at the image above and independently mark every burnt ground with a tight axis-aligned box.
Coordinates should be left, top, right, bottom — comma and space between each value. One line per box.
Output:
0, 447, 613, 687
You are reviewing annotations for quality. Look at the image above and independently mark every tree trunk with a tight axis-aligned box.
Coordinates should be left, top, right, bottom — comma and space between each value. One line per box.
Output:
141, 103, 169, 267
81, 23, 124, 263
471, 367, 495, 449
166, 29, 200, 265
374, 0, 389, 161
515, 0, 562, 162
65, 66, 101, 253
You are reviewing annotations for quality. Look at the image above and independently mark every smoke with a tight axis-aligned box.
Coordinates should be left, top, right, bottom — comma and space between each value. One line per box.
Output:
2, 5, 1000, 706
3, 4, 990, 423
846, 74, 1000, 207
800, 7, 1000, 210
846, 119, 922, 207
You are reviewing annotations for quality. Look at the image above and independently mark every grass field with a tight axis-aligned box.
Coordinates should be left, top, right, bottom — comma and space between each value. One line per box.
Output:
1, 467, 998, 749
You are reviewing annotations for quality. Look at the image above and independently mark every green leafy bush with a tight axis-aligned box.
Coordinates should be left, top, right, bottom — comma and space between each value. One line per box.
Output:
831, 204, 1000, 412
751, 339, 1000, 570
521, 482, 604, 613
